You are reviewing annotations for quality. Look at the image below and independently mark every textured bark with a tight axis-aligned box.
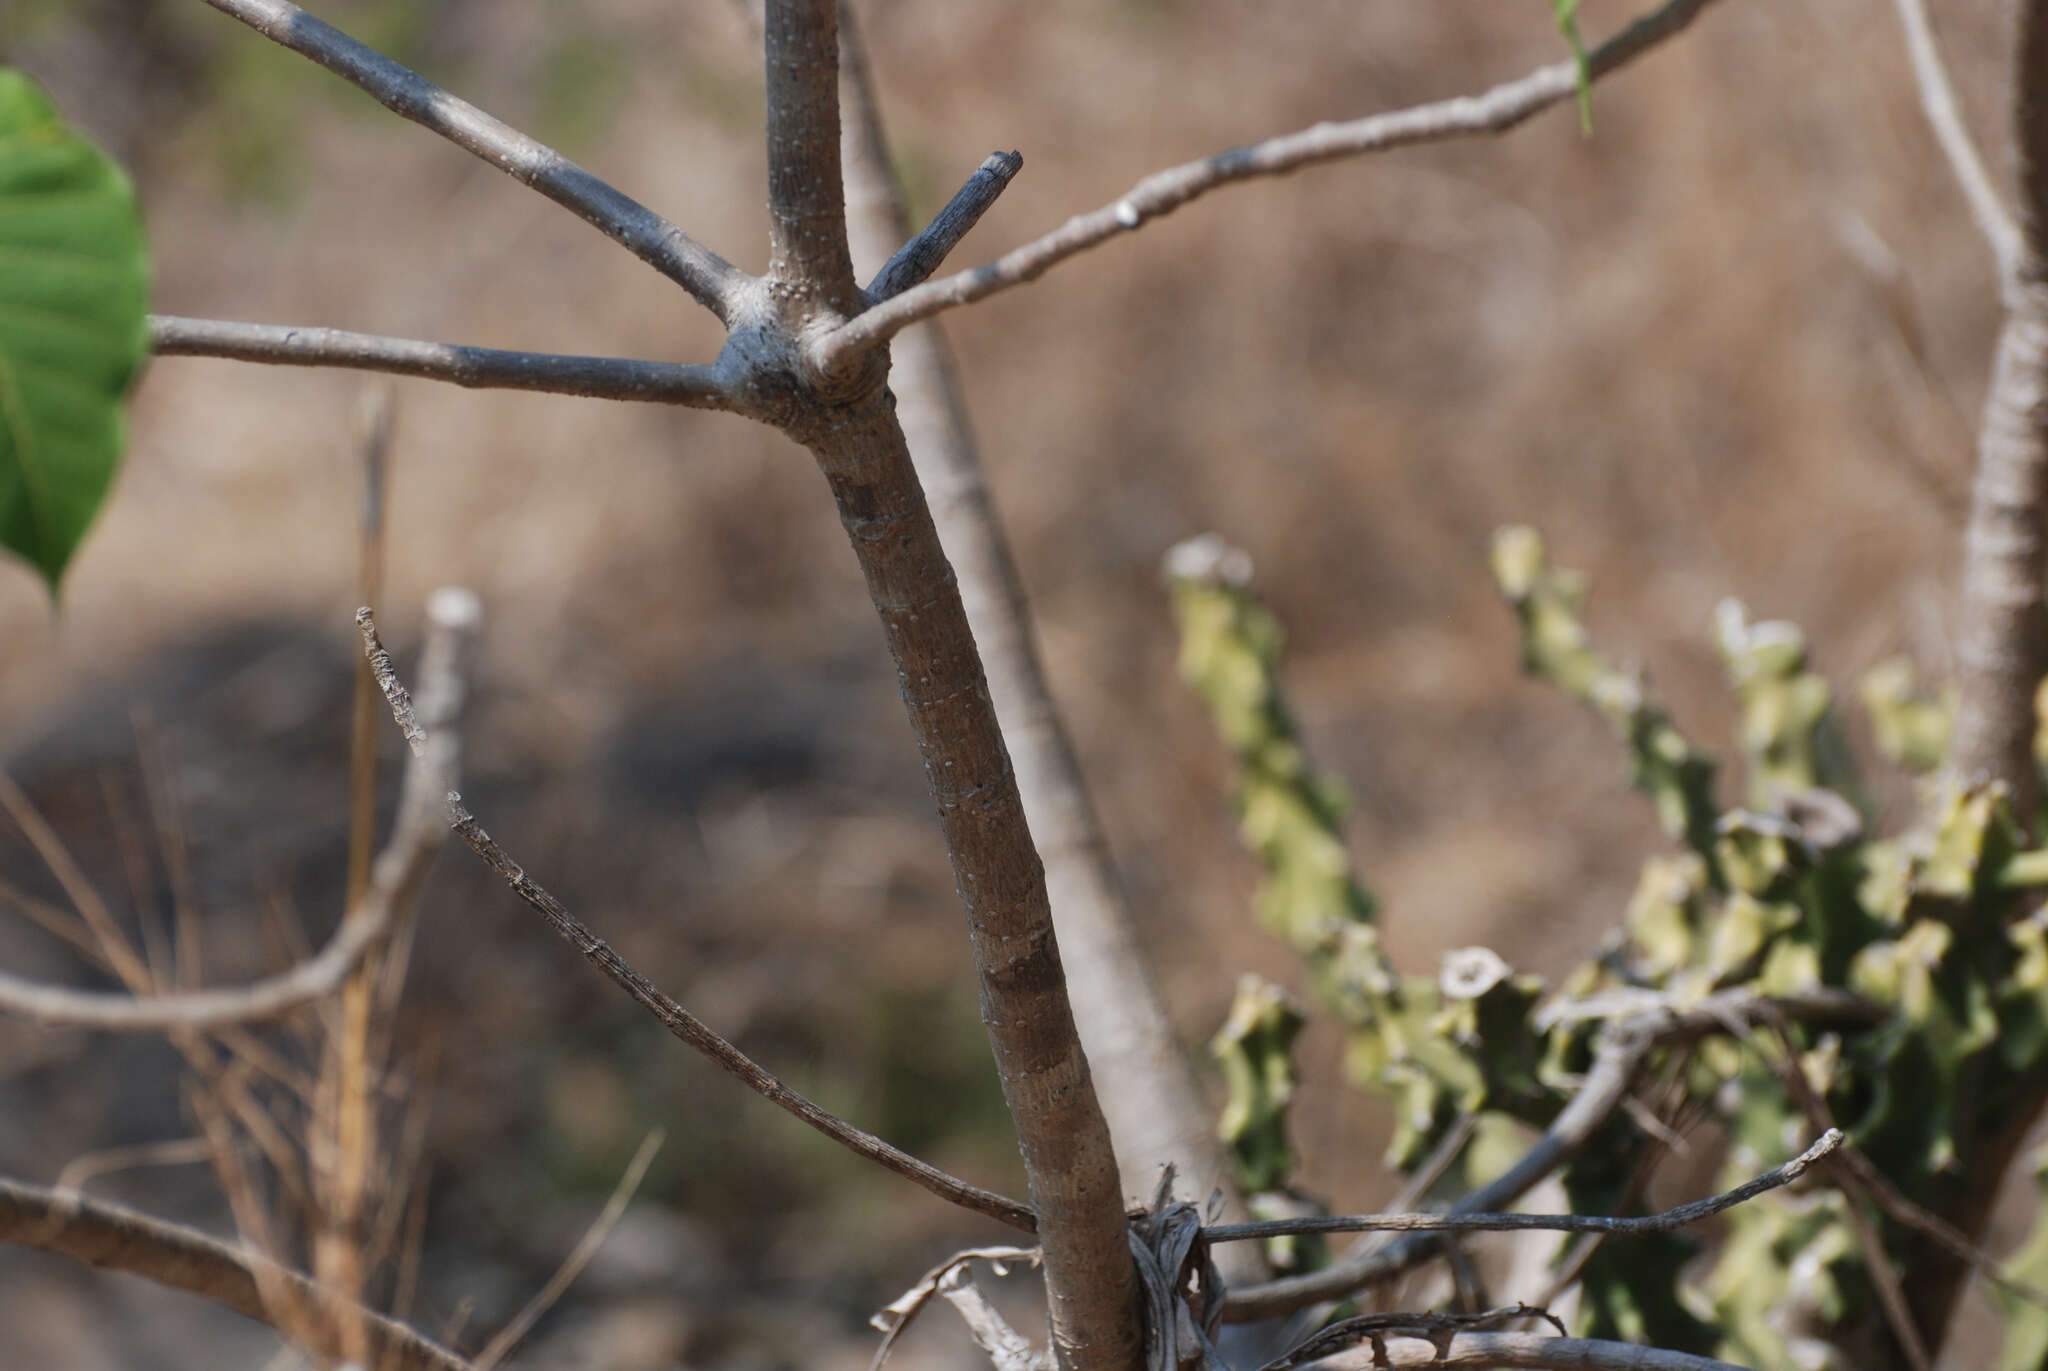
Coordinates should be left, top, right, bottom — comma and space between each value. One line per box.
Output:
833, 1, 1261, 1255
1952, 300, 2048, 819
797, 392, 1142, 1371
764, 0, 862, 319
1950, 0, 2048, 824
761, 7, 1140, 1369
1922, 0, 2048, 1356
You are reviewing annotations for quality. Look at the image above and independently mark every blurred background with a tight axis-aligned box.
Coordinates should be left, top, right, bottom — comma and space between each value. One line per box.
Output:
0, 0, 2014, 1366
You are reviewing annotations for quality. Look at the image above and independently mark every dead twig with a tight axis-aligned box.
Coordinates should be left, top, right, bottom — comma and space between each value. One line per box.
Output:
1204, 1130, 1842, 1245
356, 608, 1037, 1234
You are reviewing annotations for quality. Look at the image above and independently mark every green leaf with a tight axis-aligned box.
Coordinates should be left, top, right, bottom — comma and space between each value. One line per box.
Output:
0, 69, 148, 590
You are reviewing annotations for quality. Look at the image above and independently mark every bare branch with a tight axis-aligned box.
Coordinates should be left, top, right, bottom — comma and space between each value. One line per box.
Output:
195, 0, 748, 320
1304, 1333, 1754, 1371
1203, 1130, 1842, 1244
0, 590, 478, 1031
0, 1174, 471, 1371
1218, 989, 1882, 1322
355, 610, 1036, 1235
150, 317, 737, 410
1891, 0, 2022, 278
867, 152, 1025, 301
764, 0, 861, 313
816, 0, 1725, 368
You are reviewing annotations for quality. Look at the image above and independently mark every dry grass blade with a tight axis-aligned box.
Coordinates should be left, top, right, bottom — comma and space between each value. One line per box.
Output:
469, 1130, 665, 1371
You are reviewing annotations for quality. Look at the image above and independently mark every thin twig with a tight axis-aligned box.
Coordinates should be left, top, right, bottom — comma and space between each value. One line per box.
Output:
195, 0, 747, 318
470, 1130, 665, 1371
1218, 989, 1882, 1322
0, 1173, 472, 1371
1204, 1130, 1841, 1244
322, 383, 395, 1367
1892, 0, 2021, 279
150, 317, 737, 409
50, 1137, 216, 1195
356, 609, 1037, 1234
1266, 1304, 1565, 1371
1298, 1332, 1753, 1370
0, 590, 477, 1030
816, 0, 1725, 368
867, 151, 1024, 301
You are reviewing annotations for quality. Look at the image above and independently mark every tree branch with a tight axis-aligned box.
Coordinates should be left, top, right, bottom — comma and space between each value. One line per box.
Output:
867, 151, 1025, 302
355, 610, 1037, 1236
1891, 0, 2021, 278
764, 0, 861, 315
834, 0, 1265, 1278
195, 0, 749, 321
1217, 989, 1882, 1322
815, 0, 1725, 369
0, 1174, 471, 1371
150, 317, 738, 409
0, 589, 476, 1031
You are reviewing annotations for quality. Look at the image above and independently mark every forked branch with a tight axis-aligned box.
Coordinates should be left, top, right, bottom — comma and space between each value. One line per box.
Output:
151, 317, 738, 408
195, 0, 747, 319
816, 0, 1726, 368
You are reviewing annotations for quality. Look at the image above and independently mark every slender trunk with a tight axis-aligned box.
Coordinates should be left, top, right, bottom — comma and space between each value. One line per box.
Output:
1924, 0, 2048, 1357
1951, 298, 2048, 821
833, 2, 1261, 1259
798, 392, 1143, 1371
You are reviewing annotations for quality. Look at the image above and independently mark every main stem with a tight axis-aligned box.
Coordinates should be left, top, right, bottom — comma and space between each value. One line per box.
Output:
832, 0, 1262, 1254
796, 394, 1142, 1371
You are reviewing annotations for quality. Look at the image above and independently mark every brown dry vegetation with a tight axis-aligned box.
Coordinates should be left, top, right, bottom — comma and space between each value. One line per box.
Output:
0, 0, 2019, 1366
